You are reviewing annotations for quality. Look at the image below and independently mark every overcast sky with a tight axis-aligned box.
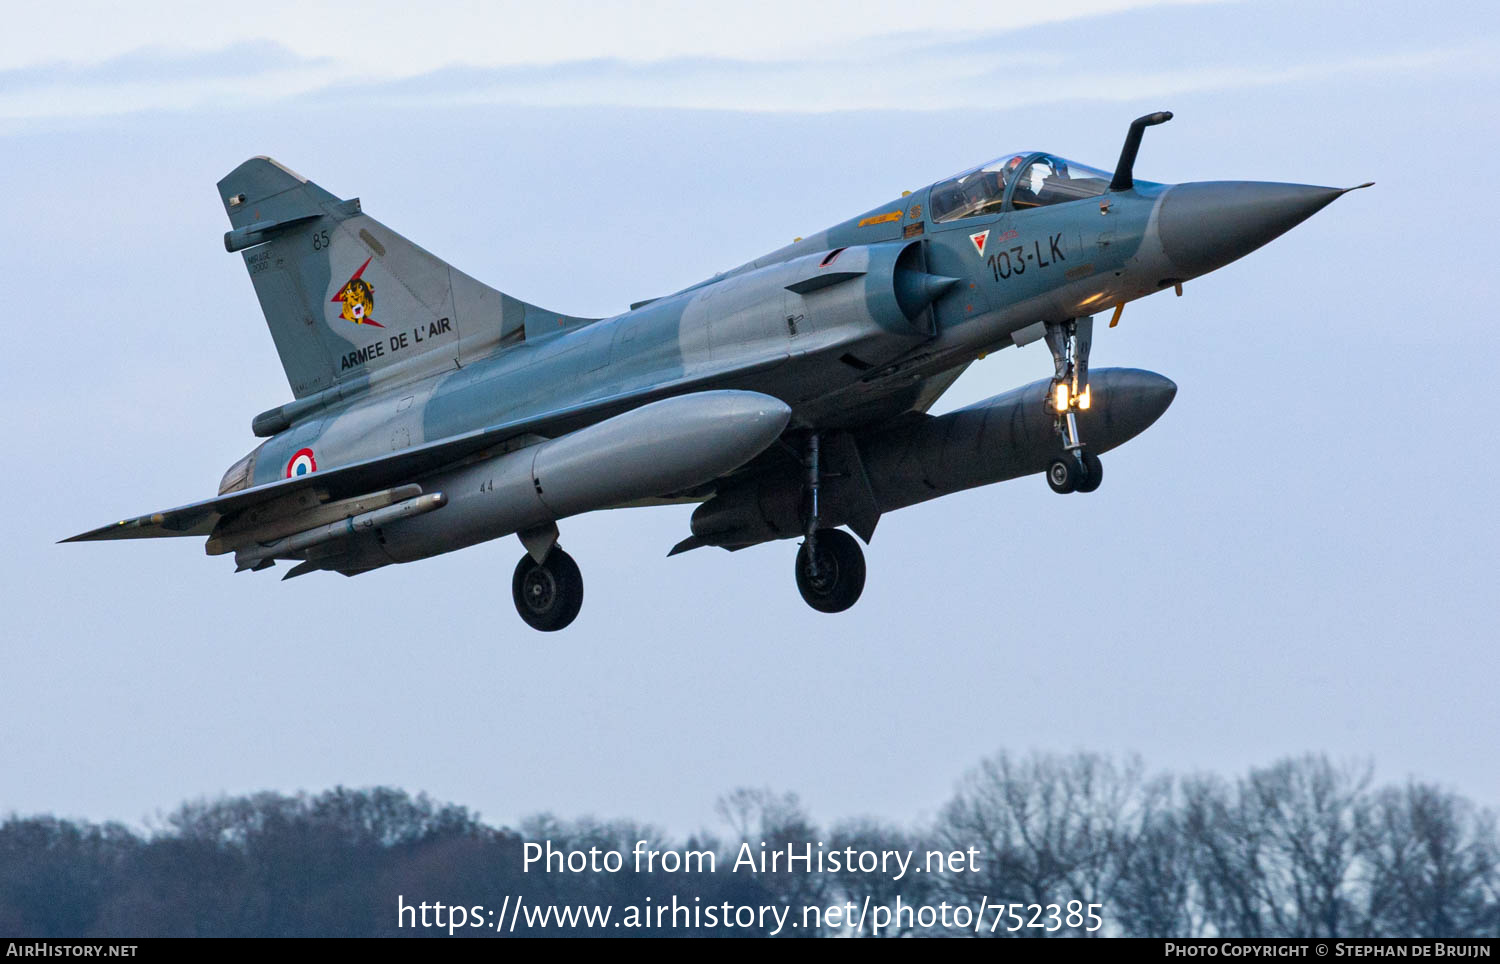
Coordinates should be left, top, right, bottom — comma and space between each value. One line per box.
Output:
2, 0, 1495, 836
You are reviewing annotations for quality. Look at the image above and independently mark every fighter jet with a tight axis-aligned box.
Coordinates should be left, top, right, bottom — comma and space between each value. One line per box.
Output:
65, 112, 1369, 631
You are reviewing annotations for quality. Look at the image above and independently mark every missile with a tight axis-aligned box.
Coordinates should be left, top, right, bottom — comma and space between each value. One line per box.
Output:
209, 483, 424, 555
234, 492, 447, 569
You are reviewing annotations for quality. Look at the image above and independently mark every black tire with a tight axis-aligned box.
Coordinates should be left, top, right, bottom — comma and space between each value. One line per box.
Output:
1046, 454, 1080, 494
795, 529, 867, 614
511, 546, 584, 632
1075, 451, 1103, 493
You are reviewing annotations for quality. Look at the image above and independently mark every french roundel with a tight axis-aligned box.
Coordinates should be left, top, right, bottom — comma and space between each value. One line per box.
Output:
286, 448, 317, 478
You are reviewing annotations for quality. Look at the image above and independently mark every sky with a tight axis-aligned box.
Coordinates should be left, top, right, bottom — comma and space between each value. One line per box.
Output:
1, 0, 1496, 837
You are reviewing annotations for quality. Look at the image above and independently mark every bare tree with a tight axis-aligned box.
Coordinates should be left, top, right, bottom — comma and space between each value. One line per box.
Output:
931, 751, 1155, 936
715, 787, 829, 929
1184, 756, 1374, 937
1358, 782, 1499, 936
1109, 785, 1202, 936
824, 817, 933, 937
1256, 756, 1373, 936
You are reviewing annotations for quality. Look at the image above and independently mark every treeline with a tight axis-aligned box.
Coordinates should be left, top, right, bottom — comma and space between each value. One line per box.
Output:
2, 753, 1495, 937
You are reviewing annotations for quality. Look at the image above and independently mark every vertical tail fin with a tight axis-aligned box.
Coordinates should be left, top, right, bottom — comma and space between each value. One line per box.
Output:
216, 157, 595, 400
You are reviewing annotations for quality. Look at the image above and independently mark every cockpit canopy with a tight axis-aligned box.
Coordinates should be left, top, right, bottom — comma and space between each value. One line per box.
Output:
928, 153, 1119, 223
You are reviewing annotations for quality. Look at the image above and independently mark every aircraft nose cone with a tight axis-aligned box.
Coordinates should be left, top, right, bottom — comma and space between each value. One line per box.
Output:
1158, 181, 1345, 279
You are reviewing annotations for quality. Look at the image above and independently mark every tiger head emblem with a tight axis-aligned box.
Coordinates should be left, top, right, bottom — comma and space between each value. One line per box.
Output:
331, 258, 382, 328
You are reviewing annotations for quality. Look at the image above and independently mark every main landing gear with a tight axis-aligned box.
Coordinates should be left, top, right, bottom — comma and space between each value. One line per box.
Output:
797, 528, 866, 613
794, 432, 867, 613
1043, 316, 1103, 495
512, 544, 584, 631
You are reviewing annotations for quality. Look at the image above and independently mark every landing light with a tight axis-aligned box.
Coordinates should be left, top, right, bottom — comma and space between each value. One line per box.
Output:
1078, 386, 1091, 410
1054, 382, 1070, 412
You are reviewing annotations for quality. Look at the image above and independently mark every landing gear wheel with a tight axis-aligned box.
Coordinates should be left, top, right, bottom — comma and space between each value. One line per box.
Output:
1046, 454, 1080, 494
511, 546, 584, 632
1075, 451, 1103, 493
795, 529, 866, 614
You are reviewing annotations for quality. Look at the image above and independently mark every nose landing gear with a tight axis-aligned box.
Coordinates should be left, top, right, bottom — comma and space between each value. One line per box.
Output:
1046, 449, 1103, 494
1043, 316, 1103, 494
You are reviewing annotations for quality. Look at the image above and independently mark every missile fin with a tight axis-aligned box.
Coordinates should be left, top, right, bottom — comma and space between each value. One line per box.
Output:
282, 560, 321, 581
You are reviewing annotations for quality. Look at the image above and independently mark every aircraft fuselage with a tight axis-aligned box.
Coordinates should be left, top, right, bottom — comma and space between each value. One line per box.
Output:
70, 116, 1363, 627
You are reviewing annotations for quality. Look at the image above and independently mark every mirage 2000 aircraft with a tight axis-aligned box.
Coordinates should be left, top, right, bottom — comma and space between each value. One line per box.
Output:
66, 112, 1369, 631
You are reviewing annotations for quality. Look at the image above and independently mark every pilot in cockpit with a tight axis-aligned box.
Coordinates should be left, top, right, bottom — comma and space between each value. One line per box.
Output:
1010, 156, 1050, 209
963, 168, 1005, 215
930, 153, 1116, 221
